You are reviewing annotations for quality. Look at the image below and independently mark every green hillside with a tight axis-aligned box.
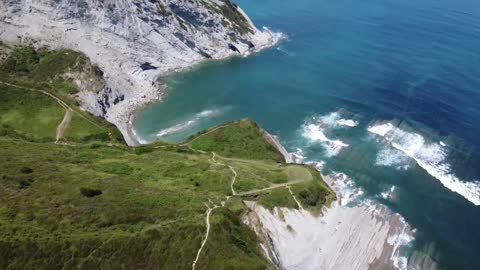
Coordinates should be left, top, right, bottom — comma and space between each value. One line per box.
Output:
0, 46, 335, 269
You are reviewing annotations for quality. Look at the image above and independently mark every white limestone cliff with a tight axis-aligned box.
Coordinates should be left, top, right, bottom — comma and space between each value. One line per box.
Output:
0, 0, 276, 145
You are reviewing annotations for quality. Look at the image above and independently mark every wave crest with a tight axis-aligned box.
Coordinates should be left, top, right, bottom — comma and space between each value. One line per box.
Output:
156, 108, 224, 138
301, 112, 356, 156
368, 122, 480, 205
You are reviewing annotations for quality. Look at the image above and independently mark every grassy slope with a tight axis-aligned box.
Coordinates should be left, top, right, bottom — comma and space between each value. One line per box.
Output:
0, 140, 276, 269
188, 119, 285, 163
187, 119, 336, 214
0, 47, 336, 269
0, 46, 121, 144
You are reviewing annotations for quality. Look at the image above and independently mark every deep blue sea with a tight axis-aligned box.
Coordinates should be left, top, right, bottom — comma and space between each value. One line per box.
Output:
134, 0, 480, 268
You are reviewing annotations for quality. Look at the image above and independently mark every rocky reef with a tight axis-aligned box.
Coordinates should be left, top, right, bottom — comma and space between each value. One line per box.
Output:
0, 0, 275, 145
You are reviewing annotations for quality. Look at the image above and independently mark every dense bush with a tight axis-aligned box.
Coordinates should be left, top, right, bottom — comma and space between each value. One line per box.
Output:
80, 187, 102, 198
18, 179, 31, 189
299, 187, 327, 207
20, 167, 33, 174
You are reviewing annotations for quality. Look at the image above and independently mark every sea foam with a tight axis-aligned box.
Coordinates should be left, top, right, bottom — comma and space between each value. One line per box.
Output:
368, 122, 480, 205
337, 118, 359, 127
380, 186, 397, 200
326, 172, 364, 206
156, 108, 223, 137
301, 112, 355, 156
376, 147, 411, 170
387, 215, 414, 270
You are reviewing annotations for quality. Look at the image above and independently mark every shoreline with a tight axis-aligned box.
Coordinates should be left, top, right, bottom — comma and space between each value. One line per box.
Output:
245, 172, 413, 270
124, 28, 279, 146
249, 137, 413, 270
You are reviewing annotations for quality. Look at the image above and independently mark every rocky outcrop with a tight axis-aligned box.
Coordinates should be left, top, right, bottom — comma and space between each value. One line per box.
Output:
0, 0, 276, 145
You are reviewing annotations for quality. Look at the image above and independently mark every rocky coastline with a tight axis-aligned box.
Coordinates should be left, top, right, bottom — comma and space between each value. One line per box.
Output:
0, 0, 278, 145
246, 137, 414, 270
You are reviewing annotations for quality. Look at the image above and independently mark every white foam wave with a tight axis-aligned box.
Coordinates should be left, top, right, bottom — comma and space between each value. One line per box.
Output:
376, 147, 410, 170
300, 112, 359, 156
368, 122, 480, 205
380, 186, 397, 200
303, 123, 349, 147
368, 122, 394, 137
156, 109, 223, 138
305, 160, 325, 173
302, 123, 349, 157
156, 120, 195, 137
361, 200, 415, 270
387, 215, 414, 270
265, 27, 288, 42
327, 172, 364, 206
291, 148, 306, 163
131, 125, 149, 144
337, 118, 358, 127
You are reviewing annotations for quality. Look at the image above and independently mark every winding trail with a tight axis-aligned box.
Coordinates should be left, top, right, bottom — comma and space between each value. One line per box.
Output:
192, 152, 238, 269
192, 204, 218, 270
228, 165, 237, 196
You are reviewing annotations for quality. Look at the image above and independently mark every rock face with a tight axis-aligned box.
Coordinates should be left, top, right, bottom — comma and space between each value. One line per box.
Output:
0, 0, 275, 145
244, 201, 410, 270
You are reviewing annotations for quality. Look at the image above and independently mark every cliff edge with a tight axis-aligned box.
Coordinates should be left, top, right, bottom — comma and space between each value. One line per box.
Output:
0, 0, 276, 145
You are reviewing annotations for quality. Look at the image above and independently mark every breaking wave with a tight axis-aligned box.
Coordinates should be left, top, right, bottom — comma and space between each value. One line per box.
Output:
337, 118, 359, 127
387, 215, 415, 270
380, 186, 397, 200
368, 122, 480, 205
301, 112, 356, 156
376, 147, 411, 170
156, 108, 223, 138
326, 172, 364, 206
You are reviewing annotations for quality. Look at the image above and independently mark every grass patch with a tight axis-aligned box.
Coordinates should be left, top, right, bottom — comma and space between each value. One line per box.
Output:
0, 85, 64, 142
0, 47, 123, 144
189, 119, 284, 162
196, 208, 272, 269
256, 188, 299, 210
284, 165, 313, 182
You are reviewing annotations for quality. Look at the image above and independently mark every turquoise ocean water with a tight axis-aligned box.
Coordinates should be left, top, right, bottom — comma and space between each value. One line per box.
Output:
134, 0, 480, 268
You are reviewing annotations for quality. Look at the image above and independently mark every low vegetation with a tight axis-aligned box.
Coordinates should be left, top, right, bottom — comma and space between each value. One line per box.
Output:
218, 0, 253, 35
0, 47, 335, 268
188, 119, 285, 162
0, 46, 122, 143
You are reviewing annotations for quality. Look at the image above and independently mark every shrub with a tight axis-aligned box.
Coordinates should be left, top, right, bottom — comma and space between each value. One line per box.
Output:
299, 187, 327, 207
80, 187, 103, 198
20, 167, 33, 174
18, 179, 31, 188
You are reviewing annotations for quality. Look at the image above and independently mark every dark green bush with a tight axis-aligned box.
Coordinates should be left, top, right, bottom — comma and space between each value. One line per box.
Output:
80, 187, 102, 198
20, 167, 33, 174
18, 179, 31, 188
299, 187, 327, 207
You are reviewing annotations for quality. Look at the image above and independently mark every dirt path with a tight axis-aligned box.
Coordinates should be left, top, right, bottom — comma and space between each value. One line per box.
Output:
0, 81, 105, 130
228, 165, 237, 196
286, 185, 304, 210
235, 179, 308, 197
192, 204, 218, 270
55, 108, 73, 143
